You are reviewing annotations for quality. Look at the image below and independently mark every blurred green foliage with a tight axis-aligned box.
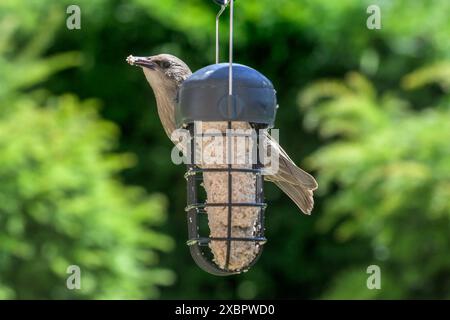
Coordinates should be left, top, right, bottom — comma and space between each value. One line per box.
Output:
0, 0, 449, 299
0, 2, 174, 299
300, 70, 450, 298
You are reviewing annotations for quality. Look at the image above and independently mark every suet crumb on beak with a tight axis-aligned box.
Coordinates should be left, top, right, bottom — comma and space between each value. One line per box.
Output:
126, 55, 155, 69
126, 55, 137, 66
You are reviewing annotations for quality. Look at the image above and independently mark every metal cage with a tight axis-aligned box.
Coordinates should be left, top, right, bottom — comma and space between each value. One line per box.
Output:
177, 62, 277, 275
184, 122, 267, 275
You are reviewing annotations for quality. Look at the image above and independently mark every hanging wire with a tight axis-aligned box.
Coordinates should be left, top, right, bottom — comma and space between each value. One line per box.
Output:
214, 0, 234, 96
228, 0, 234, 96
216, 4, 227, 64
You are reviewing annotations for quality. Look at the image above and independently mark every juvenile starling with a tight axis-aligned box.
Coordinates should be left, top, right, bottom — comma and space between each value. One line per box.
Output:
127, 54, 318, 270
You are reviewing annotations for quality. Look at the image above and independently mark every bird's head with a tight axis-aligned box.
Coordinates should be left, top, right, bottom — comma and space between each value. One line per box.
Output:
126, 53, 191, 92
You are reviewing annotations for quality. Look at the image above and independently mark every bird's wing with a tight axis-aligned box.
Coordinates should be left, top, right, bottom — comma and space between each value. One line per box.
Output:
264, 133, 318, 214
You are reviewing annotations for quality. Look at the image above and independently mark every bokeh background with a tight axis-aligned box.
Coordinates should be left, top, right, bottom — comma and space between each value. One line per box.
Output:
1, 0, 449, 299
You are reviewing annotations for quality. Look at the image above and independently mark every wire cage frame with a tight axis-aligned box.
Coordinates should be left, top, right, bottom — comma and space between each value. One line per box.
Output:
184, 121, 267, 276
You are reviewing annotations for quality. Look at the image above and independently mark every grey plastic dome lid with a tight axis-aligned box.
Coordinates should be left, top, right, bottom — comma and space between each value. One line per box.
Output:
176, 63, 277, 128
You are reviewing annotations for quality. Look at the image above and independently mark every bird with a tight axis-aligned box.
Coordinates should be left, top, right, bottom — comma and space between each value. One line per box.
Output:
126, 53, 318, 215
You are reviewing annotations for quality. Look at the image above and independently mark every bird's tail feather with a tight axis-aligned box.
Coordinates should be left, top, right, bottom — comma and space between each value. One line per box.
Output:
272, 180, 314, 215
277, 153, 318, 190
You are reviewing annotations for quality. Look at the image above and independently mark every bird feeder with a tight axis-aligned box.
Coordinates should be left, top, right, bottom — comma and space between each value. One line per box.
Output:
175, 0, 278, 275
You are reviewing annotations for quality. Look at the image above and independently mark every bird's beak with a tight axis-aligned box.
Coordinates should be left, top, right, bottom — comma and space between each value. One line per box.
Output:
126, 55, 156, 70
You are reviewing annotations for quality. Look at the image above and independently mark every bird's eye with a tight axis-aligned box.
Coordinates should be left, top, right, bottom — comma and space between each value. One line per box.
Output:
160, 61, 171, 69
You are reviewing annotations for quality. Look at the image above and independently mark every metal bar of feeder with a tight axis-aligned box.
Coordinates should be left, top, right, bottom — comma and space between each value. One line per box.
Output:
255, 127, 266, 237
188, 236, 267, 246
225, 121, 233, 270
184, 167, 261, 177
185, 202, 267, 212
190, 167, 261, 173
194, 132, 255, 137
